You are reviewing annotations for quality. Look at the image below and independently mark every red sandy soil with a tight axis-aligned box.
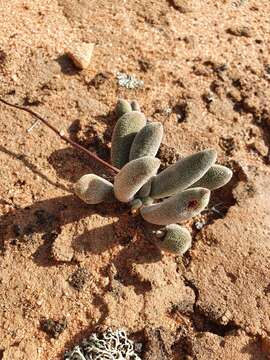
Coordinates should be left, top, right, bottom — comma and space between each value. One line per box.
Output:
0, 0, 270, 359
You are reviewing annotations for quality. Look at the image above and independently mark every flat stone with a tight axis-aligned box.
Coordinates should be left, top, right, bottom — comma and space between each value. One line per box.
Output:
170, 0, 199, 13
227, 26, 253, 38
66, 42, 94, 70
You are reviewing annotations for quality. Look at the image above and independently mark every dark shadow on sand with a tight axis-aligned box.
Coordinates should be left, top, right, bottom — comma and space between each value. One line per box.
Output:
0, 144, 70, 192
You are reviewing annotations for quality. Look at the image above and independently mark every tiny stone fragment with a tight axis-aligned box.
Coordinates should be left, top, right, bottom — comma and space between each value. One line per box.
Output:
194, 220, 207, 230
162, 107, 172, 116
0, 49, 7, 65
170, 0, 199, 13
0, 49, 7, 73
67, 42, 94, 70
227, 26, 253, 37
88, 72, 109, 88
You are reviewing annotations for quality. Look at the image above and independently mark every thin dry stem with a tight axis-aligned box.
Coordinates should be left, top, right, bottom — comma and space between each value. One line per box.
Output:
0, 98, 119, 174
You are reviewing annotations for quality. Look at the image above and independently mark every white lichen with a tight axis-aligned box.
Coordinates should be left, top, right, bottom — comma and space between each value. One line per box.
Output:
116, 72, 144, 89
64, 328, 141, 360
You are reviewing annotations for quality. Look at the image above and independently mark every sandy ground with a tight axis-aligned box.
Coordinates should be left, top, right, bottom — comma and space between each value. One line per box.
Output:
0, 0, 270, 359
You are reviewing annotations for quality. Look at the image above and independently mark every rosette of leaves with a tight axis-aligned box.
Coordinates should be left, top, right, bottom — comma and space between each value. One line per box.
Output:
74, 100, 232, 255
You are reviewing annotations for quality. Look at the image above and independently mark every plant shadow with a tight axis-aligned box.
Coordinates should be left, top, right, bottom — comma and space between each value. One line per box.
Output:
57, 231, 162, 359
71, 221, 118, 256
0, 144, 70, 192
1, 192, 122, 258
48, 113, 116, 184
48, 146, 96, 183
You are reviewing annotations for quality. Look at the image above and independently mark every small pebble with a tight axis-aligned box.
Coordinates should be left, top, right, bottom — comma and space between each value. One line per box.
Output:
194, 220, 206, 230
162, 107, 172, 116
36, 299, 43, 306
153, 229, 165, 238
227, 26, 253, 38
170, 0, 198, 13
67, 42, 94, 70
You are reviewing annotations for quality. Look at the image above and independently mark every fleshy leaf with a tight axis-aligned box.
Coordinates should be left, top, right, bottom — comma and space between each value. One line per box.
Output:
154, 224, 192, 255
141, 187, 210, 225
74, 174, 114, 204
111, 111, 146, 168
150, 149, 217, 199
114, 156, 160, 203
129, 122, 163, 161
190, 164, 233, 190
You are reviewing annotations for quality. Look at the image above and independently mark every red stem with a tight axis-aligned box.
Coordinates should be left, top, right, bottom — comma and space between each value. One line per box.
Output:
0, 98, 119, 174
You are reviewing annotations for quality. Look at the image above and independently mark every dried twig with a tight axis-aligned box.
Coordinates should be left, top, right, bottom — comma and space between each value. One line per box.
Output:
0, 98, 119, 174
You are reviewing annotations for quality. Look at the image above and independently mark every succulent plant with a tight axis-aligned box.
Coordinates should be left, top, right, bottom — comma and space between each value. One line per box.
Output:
114, 156, 160, 203
153, 224, 192, 255
129, 122, 163, 161
150, 149, 217, 199
111, 111, 146, 168
74, 174, 114, 204
130, 198, 143, 213
140, 187, 210, 225
137, 177, 152, 198
115, 99, 132, 117
141, 196, 154, 206
74, 99, 233, 256
190, 164, 233, 190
